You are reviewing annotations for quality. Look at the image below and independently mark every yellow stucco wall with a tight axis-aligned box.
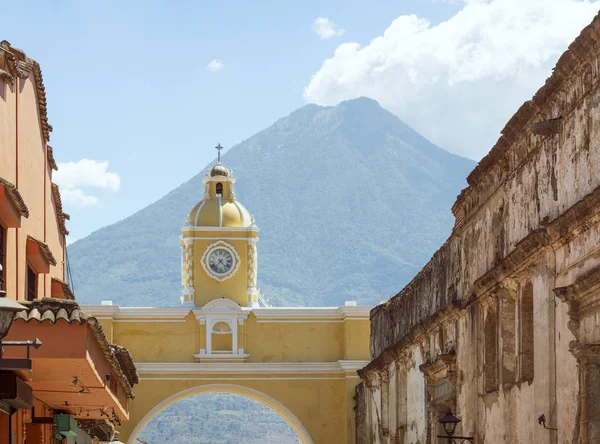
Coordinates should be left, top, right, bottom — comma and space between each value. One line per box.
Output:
103, 312, 366, 364
112, 317, 199, 363
87, 305, 371, 444
246, 317, 345, 362
190, 237, 252, 306
121, 378, 359, 443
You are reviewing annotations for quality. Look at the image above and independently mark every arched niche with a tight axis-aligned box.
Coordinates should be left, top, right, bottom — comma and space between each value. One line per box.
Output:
211, 320, 233, 353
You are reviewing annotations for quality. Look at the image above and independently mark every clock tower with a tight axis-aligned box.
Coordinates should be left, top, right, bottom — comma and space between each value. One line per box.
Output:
181, 145, 259, 308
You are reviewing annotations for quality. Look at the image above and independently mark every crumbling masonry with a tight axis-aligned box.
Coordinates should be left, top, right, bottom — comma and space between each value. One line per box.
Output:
356, 12, 600, 444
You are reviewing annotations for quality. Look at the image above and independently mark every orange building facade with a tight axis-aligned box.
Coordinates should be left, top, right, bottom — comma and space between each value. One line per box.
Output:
0, 40, 137, 443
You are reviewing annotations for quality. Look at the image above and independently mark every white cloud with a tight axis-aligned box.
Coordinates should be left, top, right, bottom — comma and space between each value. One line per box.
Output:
60, 188, 99, 207
54, 159, 120, 208
305, 0, 600, 159
313, 17, 345, 40
207, 59, 224, 72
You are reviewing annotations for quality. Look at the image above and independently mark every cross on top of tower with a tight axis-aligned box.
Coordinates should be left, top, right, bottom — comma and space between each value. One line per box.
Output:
216, 143, 223, 163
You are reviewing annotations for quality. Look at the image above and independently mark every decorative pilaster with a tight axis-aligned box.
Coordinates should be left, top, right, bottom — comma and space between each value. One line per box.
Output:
420, 352, 458, 440
181, 237, 194, 304
555, 265, 600, 443
570, 343, 600, 444
247, 240, 258, 305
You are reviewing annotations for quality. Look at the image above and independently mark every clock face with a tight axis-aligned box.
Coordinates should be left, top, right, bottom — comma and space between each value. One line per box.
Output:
208, 248, 234, 275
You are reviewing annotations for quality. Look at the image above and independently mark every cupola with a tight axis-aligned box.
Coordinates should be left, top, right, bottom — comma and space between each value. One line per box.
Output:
180, 143, 260, 308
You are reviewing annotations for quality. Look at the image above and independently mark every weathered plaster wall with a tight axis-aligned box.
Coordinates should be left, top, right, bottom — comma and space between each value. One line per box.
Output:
357, 13, 600, 444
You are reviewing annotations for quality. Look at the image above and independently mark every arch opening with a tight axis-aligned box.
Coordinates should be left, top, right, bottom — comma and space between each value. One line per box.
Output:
129, 384, 313, 444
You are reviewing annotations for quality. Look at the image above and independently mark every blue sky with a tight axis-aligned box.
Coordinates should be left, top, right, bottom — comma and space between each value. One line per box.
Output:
2, 1, 598, 241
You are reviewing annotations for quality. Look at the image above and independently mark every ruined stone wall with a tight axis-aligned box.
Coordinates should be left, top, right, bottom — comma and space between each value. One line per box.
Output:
358, 13, 600, 444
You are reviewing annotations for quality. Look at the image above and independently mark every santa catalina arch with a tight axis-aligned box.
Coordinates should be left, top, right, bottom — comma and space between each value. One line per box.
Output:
84, 153, 371, 443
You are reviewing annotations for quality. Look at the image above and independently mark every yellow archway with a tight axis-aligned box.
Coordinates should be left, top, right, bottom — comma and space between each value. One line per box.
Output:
127, 384, 313, 444
85, 156, 371, 443
86, 304, 370, 443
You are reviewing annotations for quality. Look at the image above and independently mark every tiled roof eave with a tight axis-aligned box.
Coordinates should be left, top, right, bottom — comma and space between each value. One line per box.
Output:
51, 183, 69, 235
77, 419, 116, 442
0, 68, 14, 84
26, 235, 57, 266
0, 177, 29, 218
47, 145, 58, 171
51, 277, 75, 300
13, 298, 137, 399
0, 40, 52, 142
110, 344, 139, 386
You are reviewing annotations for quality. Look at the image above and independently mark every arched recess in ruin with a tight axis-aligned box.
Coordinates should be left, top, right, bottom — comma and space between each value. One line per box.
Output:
126, 384, 314, 444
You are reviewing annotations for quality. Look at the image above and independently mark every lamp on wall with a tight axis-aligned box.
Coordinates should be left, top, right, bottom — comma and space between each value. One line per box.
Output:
0, 295, 42, 370
437, 412, 474, 443
0, 294, 26, 343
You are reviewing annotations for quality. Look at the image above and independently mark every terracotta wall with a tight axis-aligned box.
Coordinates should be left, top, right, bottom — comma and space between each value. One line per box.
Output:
0, 56, 66, 303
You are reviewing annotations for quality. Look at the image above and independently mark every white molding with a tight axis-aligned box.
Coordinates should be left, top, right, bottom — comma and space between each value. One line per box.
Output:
252, 306, 372, 321
217, 194, 222, 227
81, 306, 190, 320
82, 305, 119, 317
135, 360, 369, 375
183, 225, 260, 233
116, 307, 190, 319
194, 298, 250, 356
339, 306, 373, 317
202, 176, 236, 184
181, 287, 194, 305
253, 308, 339, 319
337, 360, 370, 372
233, 201, 250, 226
202, 298, 243, 311
200, 241, 241, 282
193, 199, 207, 227
81, 305, 371, 322
186, 236, 260, 241
256, 319, 346, 323
193, 353, 250, 362
113, 319, 186, 323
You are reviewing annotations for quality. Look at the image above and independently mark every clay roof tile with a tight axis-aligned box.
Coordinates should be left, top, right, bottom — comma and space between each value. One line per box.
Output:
50, 183, 69, 235
12, 298, 138, 399
51, 278, 75, 301
26, 235, 57, 266
55, 308, 69, 322
0, 41, 52, 141
28, 308, 41, 322
0, 177, 29, 218
40, 310, 55, 323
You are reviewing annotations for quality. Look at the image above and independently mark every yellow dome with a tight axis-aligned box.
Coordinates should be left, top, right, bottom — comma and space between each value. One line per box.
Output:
188, 198, 252, 227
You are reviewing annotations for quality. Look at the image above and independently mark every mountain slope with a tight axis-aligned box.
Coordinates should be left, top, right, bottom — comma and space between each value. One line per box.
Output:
139, 393, 299, 443
69, 98, 475, 307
